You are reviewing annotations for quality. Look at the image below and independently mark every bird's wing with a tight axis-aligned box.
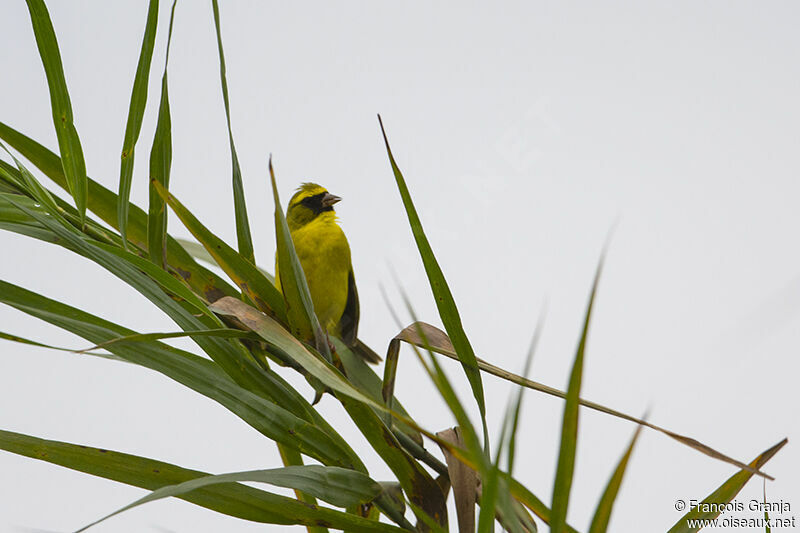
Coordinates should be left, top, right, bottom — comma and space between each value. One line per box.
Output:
339, 268, 359, 346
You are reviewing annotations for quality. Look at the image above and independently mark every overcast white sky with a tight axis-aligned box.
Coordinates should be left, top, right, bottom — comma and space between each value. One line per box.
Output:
1, 1, 798, 532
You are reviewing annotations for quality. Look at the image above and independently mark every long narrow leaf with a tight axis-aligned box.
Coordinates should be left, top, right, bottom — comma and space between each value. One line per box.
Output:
208, 295, 448, 527
79, 465, 382, 532
0, 142, 60, 216
0, 430, 402, 532
211, 0, 254, 263
378, 115, 489, 452
550, 259, 602, 533
177, 236, 277, 281
334, 337, 423, 449
0, 329, 120, 361
0, 279, 360, 470
76, 327, 260, 353
668, 439, 787, 533
6, 190, 346, 451
277, 444, 329, 533
508, 315, 544, 475
24, 0, 87, 222
0, 120, 241, 303
118, 0, 159, 246
509, 479, 580, 533
147, 0, 177, 267
393, 321, 774, 480
208, 296, 384, 412
152, 180, 286, 319
588, 419, 645, 533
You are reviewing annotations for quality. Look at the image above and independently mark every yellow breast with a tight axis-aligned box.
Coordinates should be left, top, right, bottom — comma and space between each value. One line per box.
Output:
275, 212, 351, 334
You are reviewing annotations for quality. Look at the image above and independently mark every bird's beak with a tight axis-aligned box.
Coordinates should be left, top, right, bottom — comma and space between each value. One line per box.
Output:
321, 193, 342, 207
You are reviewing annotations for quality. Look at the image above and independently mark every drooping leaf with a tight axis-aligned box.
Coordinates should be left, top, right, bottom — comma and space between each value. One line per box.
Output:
392, 321, 773, 480
118, 0, 160, 246
0, 277, 359, 470
78, 465, 383, 532
24, 0, 87, 222
211, 0, 254, 264
0, 429, 402, 532
277, 444, 329, 533
5, 192, 348, 459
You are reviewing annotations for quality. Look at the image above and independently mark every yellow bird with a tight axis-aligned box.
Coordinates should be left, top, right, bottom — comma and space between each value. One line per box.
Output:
275, 183, 380, 363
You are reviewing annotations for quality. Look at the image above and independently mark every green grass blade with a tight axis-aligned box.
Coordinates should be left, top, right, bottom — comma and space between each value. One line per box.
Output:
0, 142, 60, 216
508, 315, 544, 476
0, 191, 85, 245
0, 120, 241, 303
208, 296, 447, 525
336, 387, 448, 529
0, 279, 360, 470
0, 159, 25, 194
277, 445, 329, 533
509, 478, 579, 533
395, 300, 484, 470
118, 0, 159, 247
211, 0, 254, 263
175, 237, 276, 283
395, 321, 774, 480
90, 241, 216, 319
668, 439, 787, 533
147, 0, 177, 267
117, 0, 158, 247
75, 327, 260, 353
334, 337, 423, 450
153, 180, 286, 319
5, 197, 356, 463
24, 0, 87, 223
269, 159, 327, 355
397, 318, 485, 528
209, 296, 384, 412
550, 258, 603, 533
588, 419, 645, 533
5, 191, 343, 446
78, 465, 383, 532
0, 430, 403, 532
0, 329, 121, 361
377, 115, 489, 453
407, 499, 449, 533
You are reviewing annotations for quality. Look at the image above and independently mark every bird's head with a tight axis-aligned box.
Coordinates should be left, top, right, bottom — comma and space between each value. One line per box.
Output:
286, 182, 342, 230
